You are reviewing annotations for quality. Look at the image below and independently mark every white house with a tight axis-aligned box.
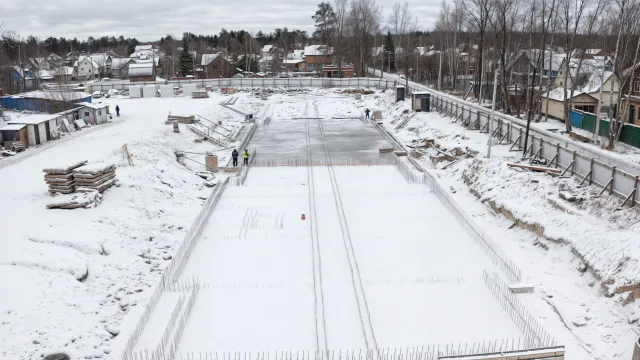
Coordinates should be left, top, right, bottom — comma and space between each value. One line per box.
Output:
75, 56, 100, 81
76, 103, 109, 125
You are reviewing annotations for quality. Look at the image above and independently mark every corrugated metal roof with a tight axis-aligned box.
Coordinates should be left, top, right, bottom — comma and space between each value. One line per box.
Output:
129, 63, 154, 76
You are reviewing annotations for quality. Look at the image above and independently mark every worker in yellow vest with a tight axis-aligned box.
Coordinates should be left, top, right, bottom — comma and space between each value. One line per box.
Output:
243, 149, 250, 166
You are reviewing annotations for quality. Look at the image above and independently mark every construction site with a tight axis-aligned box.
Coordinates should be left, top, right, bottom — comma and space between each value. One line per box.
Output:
2, 84, 639, 360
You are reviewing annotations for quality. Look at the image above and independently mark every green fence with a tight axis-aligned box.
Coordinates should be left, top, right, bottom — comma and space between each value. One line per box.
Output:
571, 110, 640, 148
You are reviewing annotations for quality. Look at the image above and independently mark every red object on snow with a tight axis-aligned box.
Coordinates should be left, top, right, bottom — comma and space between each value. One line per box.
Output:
301, 214, 306, 220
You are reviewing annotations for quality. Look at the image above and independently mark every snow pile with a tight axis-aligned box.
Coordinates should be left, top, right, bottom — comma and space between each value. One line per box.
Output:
461, 157, 640, 295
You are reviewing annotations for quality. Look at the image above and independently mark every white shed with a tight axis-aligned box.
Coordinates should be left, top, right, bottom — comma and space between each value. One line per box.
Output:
76, 103, 110, 125
7, 114, 59, 146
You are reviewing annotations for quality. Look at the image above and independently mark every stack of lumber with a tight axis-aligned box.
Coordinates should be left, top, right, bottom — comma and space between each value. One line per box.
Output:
167, 114, 195, 124
74, 163, 117, 193
43, 160, 88, 194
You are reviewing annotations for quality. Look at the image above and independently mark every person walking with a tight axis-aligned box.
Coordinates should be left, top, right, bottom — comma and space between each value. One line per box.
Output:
243, 149, 250, 166
365, 108, 370, 119
115, 105, 120, 117
232, 149, 239, 167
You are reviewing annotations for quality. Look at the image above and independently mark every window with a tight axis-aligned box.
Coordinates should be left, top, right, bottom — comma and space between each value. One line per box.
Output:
560, 82, 563, 86
634, 80, 640, 92
560, 71, 563, 75
85, 112, 89, 116
98, 110, 101, 115
81, 67, 84, 71
574, 105, 595, 113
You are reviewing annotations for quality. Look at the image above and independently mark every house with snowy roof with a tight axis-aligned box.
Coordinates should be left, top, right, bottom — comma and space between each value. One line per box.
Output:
197, 53, 231, 79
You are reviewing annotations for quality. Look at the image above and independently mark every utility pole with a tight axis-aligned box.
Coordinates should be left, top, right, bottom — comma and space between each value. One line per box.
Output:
594, 55, 605, 144
487, 69, 500, 158
438, 51, 443, 91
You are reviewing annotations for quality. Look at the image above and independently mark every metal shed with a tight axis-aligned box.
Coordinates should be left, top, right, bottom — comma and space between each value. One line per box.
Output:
0, 91, 92, 114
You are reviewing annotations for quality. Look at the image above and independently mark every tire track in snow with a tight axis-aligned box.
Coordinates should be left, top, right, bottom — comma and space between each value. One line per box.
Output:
305, 99, 329, 355
315, 107, 379, 353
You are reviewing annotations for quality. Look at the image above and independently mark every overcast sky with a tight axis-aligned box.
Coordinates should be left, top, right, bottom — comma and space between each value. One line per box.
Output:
1, 0, 441, 41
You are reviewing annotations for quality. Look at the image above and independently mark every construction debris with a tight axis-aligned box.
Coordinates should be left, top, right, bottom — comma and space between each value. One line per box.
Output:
507, 162, 562, 174
73, 163, 117, 193
43, 160, 88, 194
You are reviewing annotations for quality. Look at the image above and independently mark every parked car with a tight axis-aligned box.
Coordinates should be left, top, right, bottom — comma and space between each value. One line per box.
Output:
92, 91, 103, 98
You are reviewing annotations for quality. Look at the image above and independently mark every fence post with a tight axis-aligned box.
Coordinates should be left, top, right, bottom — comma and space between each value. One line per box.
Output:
633, 175, 639, 206
610, 166, 616, 194
589, 158, 594, 185
571, 151, 577, 175
555, 143, 560, 168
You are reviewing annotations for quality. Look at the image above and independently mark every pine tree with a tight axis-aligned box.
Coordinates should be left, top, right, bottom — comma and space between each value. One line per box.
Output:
383, 31, 396, 72
178, 39, 194, 77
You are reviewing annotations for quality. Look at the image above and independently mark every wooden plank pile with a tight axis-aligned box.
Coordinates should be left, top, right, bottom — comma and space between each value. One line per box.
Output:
167, 114, 195, 124
43, 160, 88, 194
74, 163, 117, 193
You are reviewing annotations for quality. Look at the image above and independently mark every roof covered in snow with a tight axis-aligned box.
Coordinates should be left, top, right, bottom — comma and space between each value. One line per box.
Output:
6, 90, 90, 101
0, 124, 27, 131
76, 102, 108, 110
581, 70, 614, 93
304, 45, 332, 56
128, 63, 154, 76
201, 54, 221, 66
39, 70, 55, 80
7, 113, 58, 125
110, 58, 133, 70
55, 66, 75, 76
541, 87, 595, 101
135, 45, 153, 51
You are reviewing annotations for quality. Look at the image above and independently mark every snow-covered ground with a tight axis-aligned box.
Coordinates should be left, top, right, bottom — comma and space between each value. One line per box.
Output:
5, 86, 638, 360
0, 91, 259, 359
362, 88, 640, 359
130, 92, 528, 360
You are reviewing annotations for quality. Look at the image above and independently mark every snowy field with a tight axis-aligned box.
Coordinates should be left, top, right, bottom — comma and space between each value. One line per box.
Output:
131, 93, 525, 360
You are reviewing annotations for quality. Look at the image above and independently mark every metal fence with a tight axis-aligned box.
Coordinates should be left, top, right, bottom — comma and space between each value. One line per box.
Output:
368, 67, 640, 206
86, 78, 395, 93
396, 157, 425, 184
125, 339, 554, 360
483, 271, 557, 349
430, 96, 640, 205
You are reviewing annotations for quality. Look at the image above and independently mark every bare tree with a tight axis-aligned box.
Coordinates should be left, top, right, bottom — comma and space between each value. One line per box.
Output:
488, 0, 527, 115
464, 0, 493, 100
333, 0, 350, 76
436, 0, 466, 91
348, 0, 382, 76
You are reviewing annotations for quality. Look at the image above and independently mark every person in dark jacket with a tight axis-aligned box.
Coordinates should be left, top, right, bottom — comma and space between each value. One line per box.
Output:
115, 105, 120, 117
243, 149, 250, 165
365, 108, 370, 118
232, 149, 239, 167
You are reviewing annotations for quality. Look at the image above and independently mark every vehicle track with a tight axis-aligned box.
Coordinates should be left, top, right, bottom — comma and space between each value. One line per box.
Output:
305, 100, 328, 355
313, 100, 379, 353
